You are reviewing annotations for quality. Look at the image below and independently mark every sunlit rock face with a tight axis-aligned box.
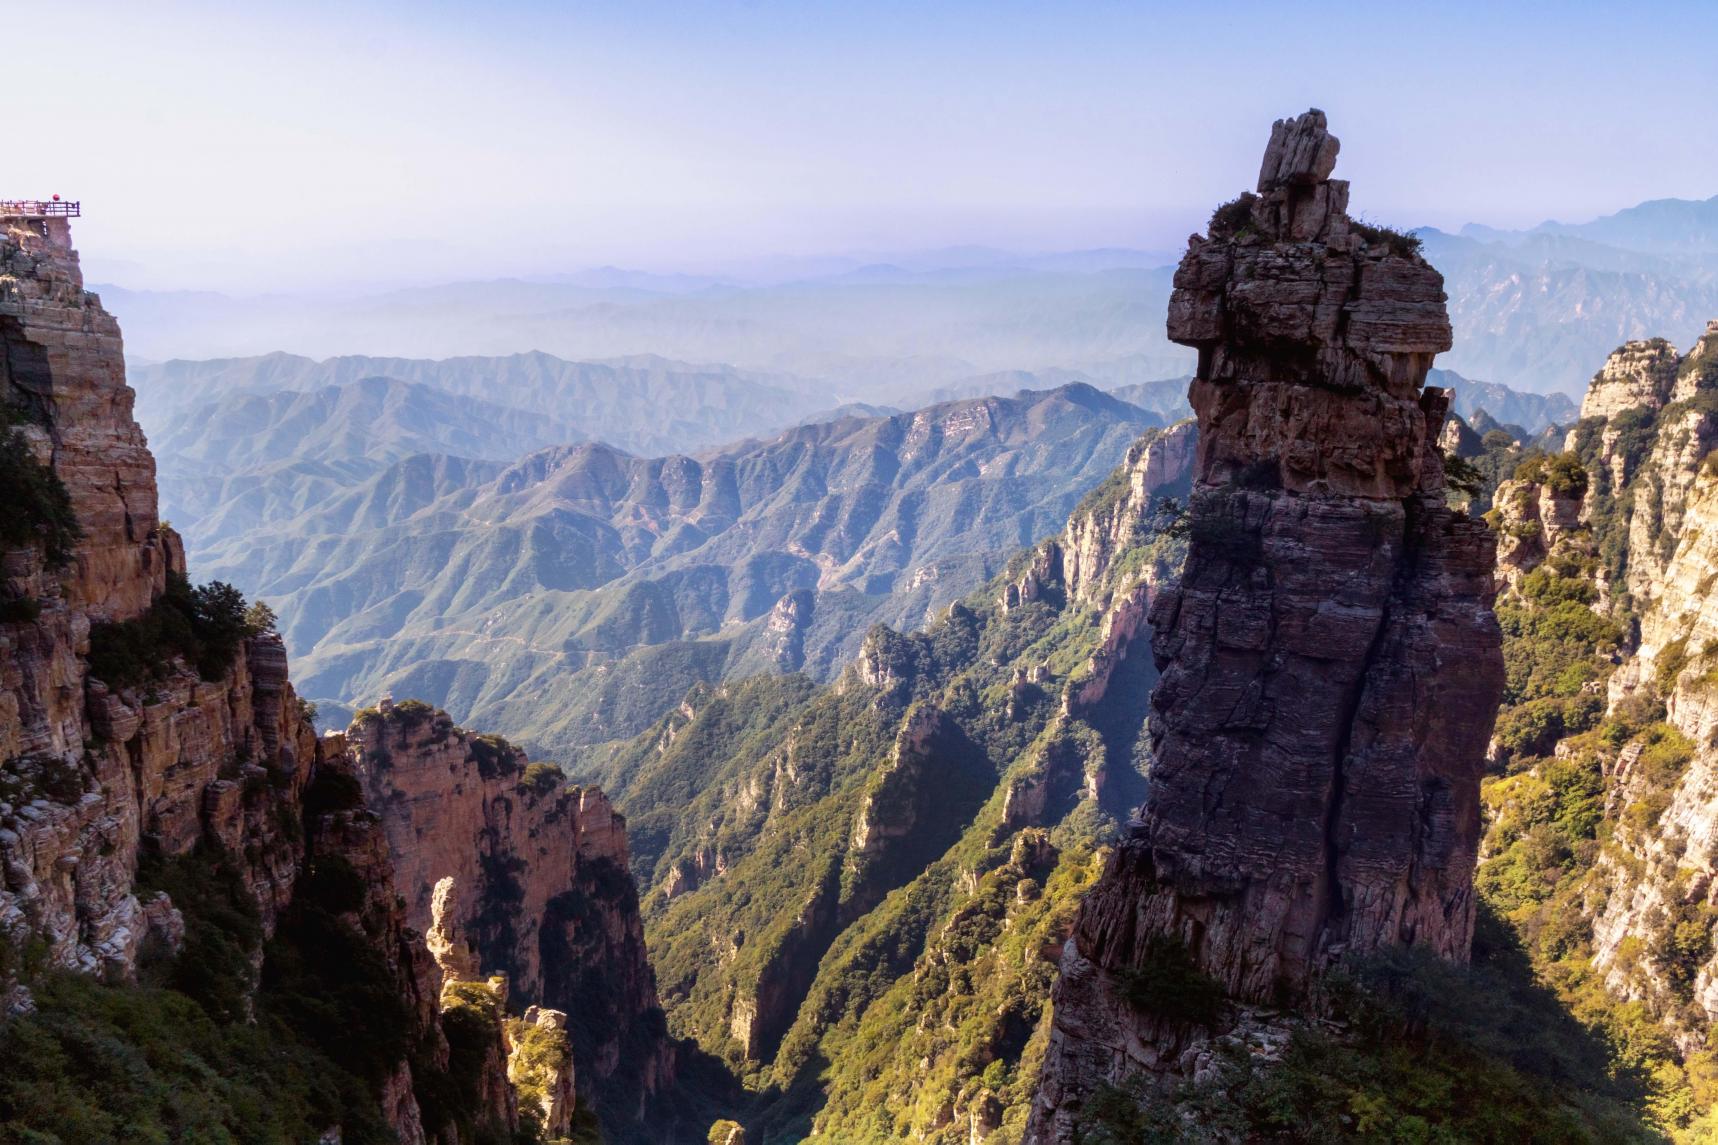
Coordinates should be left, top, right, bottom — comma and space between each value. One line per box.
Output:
350, 701, 676, 1119
0, 213, 489, 1144
1028, 110, 1505, 1141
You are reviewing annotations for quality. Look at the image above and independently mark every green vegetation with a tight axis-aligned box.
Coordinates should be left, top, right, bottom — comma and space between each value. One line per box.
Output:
0, 971, 386, 1144
1514, 450, 1590, 498
584, 441, 1175, 1141
469, 729, 523, 779
522, 760, 567, 796
2, 847, 397, 1144
504, 1014, 573, 1134
87, 572, 270, 688
0, 412, 81, 567
1114, 936, 1225, 1028
243, 599, 278, 634
1351, 218, 1425, 258
1074, 922, 1655, 1143
1466, 407, 1718, 1140
1207, 192, 1258, 239
1444, 451, 1487, 500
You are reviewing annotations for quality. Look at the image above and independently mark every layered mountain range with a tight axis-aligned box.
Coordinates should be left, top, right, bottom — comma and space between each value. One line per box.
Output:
179, 381, 1162, 760
1423, 212, 1718, 395
105, 193, 1718, 410
595, 419, 1196, 1142
129, 339, 1568, 780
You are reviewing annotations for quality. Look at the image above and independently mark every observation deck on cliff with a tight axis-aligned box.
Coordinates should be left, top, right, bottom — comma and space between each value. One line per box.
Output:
0, 199, 80, 219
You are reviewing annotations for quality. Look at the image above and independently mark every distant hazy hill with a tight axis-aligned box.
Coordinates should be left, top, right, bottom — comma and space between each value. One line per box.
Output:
102, 199, 1718, 403
1477, 193, 1718, 255
131, 350, 824, 456
104, 262, 1196, 407
137, 351, 843, 553
194, 384, 1159, 757
1421, 197, 1718, 394
1427, 368, 1578, 432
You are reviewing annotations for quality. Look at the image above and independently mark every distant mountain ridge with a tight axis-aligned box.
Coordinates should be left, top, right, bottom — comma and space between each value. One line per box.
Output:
186, 383, 1163, 758
132, 349, 825, 456
1462, 193, 1718, 255
1421, 195, 1718, 394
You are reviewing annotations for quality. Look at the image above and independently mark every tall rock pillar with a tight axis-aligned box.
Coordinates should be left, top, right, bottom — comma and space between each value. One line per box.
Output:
1028, 110, 1504, 1139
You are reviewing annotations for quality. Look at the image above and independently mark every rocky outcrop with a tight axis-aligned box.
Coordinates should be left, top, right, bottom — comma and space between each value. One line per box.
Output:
0, 211, 604, 1144
427, 875, 483, 985
0, 214, 172, 620
1490, 474, 1587, 593
1579, 338, 1681, 422
1, 212, 316, 984
848, 703, 953, 872
350, 699, 675, 1118
1028, 111, 1505, 1140
1549, 318, 1718, 1051
0, 211, 501, 1143
1060, 420, 1195, 606
508, 1004, 576, 1138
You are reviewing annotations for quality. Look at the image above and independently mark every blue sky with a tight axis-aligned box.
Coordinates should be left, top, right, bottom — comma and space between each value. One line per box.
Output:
14, 0, 1717, 290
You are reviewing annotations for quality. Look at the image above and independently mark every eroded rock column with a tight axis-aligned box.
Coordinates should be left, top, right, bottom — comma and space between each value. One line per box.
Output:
1028, 109, 1505, 1140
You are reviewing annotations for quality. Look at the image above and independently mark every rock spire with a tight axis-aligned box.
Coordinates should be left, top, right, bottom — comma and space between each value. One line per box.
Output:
1027, 109, 1505, 1139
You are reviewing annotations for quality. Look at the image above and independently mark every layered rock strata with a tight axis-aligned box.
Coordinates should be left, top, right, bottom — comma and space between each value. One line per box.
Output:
351, 700, 675, 1117
1554, 319, 1718, 1050
1029, 110, 1505, 1139
0, 211, 574, 1143
1, 211, 310, 983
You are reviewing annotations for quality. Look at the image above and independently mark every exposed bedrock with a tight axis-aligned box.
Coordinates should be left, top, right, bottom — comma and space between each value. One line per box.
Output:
1028, 109, 1505, 1140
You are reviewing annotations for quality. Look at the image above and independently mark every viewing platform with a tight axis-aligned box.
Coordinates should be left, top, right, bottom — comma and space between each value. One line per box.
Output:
0, 199, 80, 218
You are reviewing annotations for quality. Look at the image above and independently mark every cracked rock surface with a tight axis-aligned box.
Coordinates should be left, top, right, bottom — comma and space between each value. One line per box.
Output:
1027, 110, 1505, 1141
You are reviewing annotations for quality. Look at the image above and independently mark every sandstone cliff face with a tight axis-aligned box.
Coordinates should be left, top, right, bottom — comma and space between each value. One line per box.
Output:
0, 214, 525, 1144
1059, 420, 1195, 607
1579, 338, 1682, 423
1, 216, 171, 620
1491, 475, 1586, 593
1, 213, 313, 985
1545, 321, 1718, 1052
351, 699, 675, 1120
1029, 111, 1505, 1140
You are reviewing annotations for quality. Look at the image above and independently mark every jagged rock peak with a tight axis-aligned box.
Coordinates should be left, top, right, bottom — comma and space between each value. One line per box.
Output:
1579, 337, 1681, 420
1155, 106, 1494, 987
1169, 111, 1453, 500
349, 699, 676, 1118
1027, 112, 1505, 1142
427, 876, 483, 987
1256, 108, 1340, 188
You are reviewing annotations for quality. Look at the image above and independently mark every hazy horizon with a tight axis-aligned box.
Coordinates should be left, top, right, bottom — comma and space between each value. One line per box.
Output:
14, 0, 1717, 293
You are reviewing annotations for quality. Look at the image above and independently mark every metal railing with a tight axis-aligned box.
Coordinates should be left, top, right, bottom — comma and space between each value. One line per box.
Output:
0, 200, 80, 218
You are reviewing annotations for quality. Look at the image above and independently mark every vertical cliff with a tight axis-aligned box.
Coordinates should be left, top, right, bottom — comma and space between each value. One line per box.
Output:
351, 698, 676, 1129
1, 210, 308, 987
0, 212, 583, 1143
1541, 321, 1718, 1056
1028, 111, 1505, 1140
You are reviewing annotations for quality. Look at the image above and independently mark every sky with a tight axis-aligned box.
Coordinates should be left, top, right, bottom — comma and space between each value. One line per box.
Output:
12, 0, 1718, 292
